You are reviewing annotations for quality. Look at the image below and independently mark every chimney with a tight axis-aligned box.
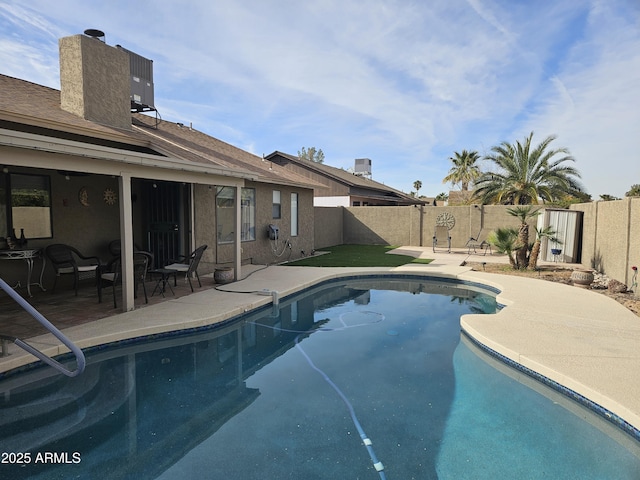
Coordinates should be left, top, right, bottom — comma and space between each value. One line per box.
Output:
59, 32, 131, 129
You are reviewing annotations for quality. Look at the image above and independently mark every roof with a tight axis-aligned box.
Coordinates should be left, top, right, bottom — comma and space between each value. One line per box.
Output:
266, 150, 424, 204
0, 74, 317, 189
130, 115, 319, 188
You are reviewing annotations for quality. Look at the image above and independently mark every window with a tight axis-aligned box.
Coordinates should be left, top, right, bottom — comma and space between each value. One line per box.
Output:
290, 192, 298, 236
216, 186, 255, 244
241, 188, 255, 241
272, 190, 281, 219
1, 173, 52, 239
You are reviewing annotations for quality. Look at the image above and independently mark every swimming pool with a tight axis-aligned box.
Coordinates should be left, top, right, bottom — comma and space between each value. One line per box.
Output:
1, 277, 639, 479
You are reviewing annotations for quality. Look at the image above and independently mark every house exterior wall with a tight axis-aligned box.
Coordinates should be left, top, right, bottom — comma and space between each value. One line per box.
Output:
270, 156, 349, 197
207, 182, 314, 267
0, 165, 120, 288
59, 34, 131, 129
314, 196, 350, 207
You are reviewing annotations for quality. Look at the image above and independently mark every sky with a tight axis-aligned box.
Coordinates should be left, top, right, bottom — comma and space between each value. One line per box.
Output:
0, 0, 638, 199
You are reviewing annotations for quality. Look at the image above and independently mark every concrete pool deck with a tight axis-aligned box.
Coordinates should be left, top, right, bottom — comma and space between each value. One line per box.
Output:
1, 248, 639, 438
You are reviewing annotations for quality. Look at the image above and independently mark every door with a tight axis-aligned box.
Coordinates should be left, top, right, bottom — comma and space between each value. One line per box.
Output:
143, 181, 190, 268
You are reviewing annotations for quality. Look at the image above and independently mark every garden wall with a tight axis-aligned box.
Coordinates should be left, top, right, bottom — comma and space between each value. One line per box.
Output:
314, 207, 343, 250
571, 197, 640, 286
317, 204, 535, 251
315, 198, 640, 286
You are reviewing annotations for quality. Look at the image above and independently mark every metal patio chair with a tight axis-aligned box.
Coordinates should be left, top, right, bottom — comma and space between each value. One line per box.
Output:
432, 226, 451, 253
466, 229, 492, 255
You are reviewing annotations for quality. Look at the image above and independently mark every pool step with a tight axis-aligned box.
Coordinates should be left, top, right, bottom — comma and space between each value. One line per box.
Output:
0, 362, 132, 452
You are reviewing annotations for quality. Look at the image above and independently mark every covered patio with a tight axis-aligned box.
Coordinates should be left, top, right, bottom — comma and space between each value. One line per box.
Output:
0, 267, 231, 343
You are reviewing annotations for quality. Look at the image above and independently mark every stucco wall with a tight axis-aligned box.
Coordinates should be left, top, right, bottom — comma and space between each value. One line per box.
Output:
572, 198, 640, 285
59, 34, 131, 129
343, 206, 414, 245
334, 204, 537, 250
314, 207, 343, 248
211, 182, 315, 266
314, 200, 639, 287
0, 167, 120, 288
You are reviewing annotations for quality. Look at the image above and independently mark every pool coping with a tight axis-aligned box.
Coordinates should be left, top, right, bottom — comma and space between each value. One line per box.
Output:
1, 263, 639, 443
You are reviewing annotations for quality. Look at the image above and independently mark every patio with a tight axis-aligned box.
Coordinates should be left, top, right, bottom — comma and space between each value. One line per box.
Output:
0, 271, 221, 341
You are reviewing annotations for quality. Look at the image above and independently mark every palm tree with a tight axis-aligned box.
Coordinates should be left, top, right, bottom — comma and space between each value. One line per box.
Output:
528, 225, 558, 270
413, 180, 422, 196
442, 150, 481, 191
599, 194, 620, 201
506, 205, 540, 268
487, 228, 521, 269
475, 132, 583, 205
625, 184, 640, 197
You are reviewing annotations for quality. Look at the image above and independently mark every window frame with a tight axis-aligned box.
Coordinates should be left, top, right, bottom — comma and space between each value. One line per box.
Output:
216, 186, 256, 244
272, 190, 281, 219
2, 172, 53, 240
290, 192, 298, 237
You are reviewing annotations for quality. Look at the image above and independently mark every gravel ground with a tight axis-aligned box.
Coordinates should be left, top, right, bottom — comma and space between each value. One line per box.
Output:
467, 262, 640, 317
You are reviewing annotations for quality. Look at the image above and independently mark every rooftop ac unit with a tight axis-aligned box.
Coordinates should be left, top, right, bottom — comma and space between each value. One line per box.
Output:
116, 45, 155, 111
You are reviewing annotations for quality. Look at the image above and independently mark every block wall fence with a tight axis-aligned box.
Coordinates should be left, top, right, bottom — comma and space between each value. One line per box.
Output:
314, 197, 640, 286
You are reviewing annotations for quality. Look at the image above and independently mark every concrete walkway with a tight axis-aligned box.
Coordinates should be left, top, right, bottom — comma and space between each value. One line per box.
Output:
1, 248, 638, 439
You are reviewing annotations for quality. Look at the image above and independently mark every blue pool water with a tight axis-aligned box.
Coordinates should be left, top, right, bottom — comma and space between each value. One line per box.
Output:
1, 278, 639, 479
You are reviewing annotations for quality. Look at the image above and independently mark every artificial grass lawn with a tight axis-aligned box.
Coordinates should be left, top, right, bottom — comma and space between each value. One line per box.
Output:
284, 244, 433, 267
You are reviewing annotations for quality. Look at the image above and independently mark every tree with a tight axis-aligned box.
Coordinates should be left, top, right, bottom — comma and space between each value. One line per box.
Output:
506, 205, 540, 269
528, 225, 558, 271
550, 190, 592, 208
298, 147, 325, 164
413, 180, 422, 196
435, 192, 449, 201
487, 228, 521, 269
474, 132, 583, 205
442, 150, 481, 191
625, 184, 640, 197
599, 194, 620, 201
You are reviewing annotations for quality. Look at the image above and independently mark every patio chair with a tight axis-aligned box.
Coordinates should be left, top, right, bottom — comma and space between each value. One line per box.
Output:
97, 256, 120, 308
97, 252, 152, 308
108, 239, 145, 259
432, 226, 451, 253
131, 251, 153, 304
45, 244, 100, 295
164, 244, 208, 292
466, 229, 492, 255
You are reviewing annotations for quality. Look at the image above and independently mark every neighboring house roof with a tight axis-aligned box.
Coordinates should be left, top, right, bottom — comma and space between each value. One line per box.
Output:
265, 151, 424, 205
0, 74, 316, 189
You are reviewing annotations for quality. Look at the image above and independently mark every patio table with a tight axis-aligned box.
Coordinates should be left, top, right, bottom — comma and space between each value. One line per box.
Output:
149, 268, 177, 297
0, 249, 46, 297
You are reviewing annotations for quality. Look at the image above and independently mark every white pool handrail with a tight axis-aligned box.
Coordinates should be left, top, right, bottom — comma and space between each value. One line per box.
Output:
0, 277, 86, 377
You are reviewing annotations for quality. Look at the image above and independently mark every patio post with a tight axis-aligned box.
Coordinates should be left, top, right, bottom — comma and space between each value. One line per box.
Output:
119, 172, 135, 311
233, 186, 241, 281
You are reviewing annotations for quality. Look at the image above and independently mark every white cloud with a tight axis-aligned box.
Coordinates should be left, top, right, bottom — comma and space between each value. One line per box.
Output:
518, 0, 640, 197
0, 0, 638, 197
